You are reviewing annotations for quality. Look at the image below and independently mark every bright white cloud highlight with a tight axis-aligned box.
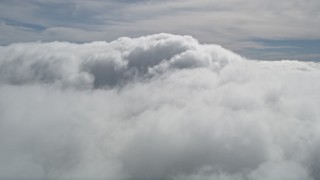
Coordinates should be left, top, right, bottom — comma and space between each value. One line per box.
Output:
0, 34, 320, 180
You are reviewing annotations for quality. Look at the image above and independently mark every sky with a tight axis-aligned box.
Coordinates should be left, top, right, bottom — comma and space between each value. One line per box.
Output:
0, 0, 319, 61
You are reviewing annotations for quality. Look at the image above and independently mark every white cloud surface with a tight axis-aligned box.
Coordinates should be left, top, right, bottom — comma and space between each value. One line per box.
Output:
0, 34, 320, 180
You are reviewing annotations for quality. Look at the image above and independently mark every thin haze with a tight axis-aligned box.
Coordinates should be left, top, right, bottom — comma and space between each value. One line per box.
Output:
0, 0, 319, 61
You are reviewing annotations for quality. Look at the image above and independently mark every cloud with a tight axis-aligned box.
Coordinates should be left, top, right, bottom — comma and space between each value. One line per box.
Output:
0, 34, 320, 179
0, 34, 241, 88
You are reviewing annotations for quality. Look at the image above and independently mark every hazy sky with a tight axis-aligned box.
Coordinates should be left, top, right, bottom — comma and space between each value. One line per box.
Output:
0, 0, 319, 61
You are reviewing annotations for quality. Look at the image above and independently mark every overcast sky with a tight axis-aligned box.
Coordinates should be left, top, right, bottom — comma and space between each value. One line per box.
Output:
0, 0, 319, 61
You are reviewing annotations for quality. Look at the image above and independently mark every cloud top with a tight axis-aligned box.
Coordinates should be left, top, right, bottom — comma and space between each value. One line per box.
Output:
0, 33, 243, 89
0, 34, 320, 180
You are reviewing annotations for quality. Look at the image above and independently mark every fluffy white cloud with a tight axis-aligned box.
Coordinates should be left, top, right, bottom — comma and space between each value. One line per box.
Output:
0, 34, 320, 180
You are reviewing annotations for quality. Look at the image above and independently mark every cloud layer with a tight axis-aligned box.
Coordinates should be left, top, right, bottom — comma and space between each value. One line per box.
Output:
0, 34, 320, 180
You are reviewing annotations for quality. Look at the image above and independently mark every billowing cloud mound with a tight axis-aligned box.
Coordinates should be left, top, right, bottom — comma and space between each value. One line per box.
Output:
0, 34, 320, 180
0, 34, 241, 89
